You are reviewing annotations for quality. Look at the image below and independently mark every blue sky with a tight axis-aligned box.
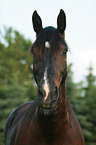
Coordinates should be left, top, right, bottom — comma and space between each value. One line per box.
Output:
1, 0, 96, 83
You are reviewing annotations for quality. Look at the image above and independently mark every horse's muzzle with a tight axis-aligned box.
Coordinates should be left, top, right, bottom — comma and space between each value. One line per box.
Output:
38, 86, 59, 109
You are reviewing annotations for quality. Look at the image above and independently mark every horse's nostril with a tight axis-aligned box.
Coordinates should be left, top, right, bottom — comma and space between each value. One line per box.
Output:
55, 86, 58, 91
54, 86, 56, 91
52, 86, 56, 92
54, 86, 58, 93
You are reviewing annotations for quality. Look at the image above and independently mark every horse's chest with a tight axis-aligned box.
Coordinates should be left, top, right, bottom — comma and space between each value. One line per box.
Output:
15, 129, 75, 145
16, 134, 79, 145
15, 121, 83, 145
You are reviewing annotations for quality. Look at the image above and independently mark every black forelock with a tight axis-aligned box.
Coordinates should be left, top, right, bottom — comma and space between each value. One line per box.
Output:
30, 26, 67, 58
36, 26, 56, 43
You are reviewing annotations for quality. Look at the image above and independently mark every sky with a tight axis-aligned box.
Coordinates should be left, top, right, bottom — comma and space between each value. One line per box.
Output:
0, 0, 96, 83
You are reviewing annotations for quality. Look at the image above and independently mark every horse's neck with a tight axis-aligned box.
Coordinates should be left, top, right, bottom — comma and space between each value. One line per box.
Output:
58, 83, 68, 118
57, 83, 69, 126
37, 82, 69, 135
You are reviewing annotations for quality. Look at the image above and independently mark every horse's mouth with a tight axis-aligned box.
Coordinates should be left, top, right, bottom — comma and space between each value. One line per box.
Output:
38, 100, 57, 116
40, 99, 57, 108
39, 107, 57, 116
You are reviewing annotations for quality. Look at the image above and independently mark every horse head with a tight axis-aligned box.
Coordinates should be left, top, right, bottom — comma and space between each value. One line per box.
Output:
31, 10, 68, 115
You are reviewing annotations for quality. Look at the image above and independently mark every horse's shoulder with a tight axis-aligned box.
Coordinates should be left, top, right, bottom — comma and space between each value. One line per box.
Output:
5, 100, 35, 137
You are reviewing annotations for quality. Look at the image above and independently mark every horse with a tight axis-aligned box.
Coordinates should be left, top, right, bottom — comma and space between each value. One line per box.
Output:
5, 9, 85, 145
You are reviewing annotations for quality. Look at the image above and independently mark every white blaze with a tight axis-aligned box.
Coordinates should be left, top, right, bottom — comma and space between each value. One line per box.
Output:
43, 68, 49, 100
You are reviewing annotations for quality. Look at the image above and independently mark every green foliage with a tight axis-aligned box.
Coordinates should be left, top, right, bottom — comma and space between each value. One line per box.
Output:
0, 27, 96, 145
0, 27, 37, 144
66, 63, 96, 145
82, 66, 96, 144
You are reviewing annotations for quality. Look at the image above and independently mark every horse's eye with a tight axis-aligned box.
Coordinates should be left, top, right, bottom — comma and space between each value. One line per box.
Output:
62, 51, 67, 56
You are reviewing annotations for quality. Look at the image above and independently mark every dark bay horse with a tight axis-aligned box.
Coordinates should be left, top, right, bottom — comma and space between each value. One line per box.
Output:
5, 9, 85, 145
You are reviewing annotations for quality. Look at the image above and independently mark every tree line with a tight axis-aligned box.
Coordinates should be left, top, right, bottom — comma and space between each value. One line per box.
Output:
0, 27, 96, 145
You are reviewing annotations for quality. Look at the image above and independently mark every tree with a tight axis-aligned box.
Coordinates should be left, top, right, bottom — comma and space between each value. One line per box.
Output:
66, 63, 96, 145
0, 27, 96, 145
0, 27, 37, 145
83, 65, 96, 145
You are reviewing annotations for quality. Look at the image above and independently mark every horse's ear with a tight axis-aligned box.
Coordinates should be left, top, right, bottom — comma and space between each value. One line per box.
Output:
57, 9, 66, 35
32, 10, 43, 35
